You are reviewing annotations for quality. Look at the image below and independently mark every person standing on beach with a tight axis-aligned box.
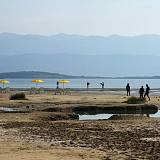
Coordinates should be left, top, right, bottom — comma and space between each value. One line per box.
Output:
126, 83, 130, 96
87, 82, 90, 89
144, 84, 150, 101
139, 86, 144, 99
56, 81, 59, 89
100, 82, 104, 89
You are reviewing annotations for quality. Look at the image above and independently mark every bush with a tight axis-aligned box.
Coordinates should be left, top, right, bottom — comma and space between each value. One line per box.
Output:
126, 96, 146, 104
10, 93, 26, 100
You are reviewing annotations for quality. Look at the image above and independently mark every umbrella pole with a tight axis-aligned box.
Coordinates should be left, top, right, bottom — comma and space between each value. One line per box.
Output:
63, 83, 64, 95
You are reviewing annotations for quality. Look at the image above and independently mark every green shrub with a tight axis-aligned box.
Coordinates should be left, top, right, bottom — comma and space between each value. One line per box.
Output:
10, 93, 26, 100
126, 96, 146, 104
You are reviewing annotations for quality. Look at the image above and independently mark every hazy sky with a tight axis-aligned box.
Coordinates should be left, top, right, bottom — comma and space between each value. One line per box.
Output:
1, 0, 160, 36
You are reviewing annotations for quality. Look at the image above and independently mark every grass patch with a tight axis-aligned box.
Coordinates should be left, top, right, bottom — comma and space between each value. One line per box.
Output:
10, 93, 27, 100
125, 96, 146, 104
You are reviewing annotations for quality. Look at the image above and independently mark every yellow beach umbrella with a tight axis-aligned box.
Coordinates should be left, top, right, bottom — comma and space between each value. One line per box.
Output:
58, 80, 70, 89
0, 80, 10, 88
31, 79, 44, 87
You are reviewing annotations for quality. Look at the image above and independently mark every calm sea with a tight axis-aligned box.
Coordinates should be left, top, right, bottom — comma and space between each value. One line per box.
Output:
1, 78, 160, 89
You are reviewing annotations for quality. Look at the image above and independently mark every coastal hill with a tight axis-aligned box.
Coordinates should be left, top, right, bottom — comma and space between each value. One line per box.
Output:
0, 71, 78, 79
0, 71, 160, 79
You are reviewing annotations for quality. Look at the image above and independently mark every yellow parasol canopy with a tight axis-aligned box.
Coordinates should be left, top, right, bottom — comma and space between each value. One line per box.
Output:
0, 80, 10, 88
31, 79, 44, 88
58, 80, 70, 84
58, 80, 70, 89
0, 80, 10, 84
32, 79, 44, 83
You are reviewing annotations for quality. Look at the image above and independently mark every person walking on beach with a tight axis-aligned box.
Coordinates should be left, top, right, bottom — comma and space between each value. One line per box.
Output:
126, 83, 130, 96
87, 82, 90, 89
139, 86, 144, 99
100, 82, 104, 89
144, 84, 150, 101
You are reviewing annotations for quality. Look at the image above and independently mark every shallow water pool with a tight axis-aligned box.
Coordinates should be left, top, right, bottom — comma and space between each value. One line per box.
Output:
79, 114, 113, 120
79, 110, 160, 120
150, 110, 160, 118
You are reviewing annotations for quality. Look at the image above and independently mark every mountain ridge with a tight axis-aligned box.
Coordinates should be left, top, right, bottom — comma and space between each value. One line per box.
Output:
1, 32, 160, 56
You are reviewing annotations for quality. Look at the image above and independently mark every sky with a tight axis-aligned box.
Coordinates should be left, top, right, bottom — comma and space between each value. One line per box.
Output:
0, 0, 160, 36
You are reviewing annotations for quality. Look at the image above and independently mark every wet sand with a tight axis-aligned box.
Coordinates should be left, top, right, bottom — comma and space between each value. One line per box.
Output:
0, 91, 160, 159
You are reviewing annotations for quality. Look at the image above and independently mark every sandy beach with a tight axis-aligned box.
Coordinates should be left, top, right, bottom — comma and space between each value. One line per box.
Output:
0, 90, 160, 160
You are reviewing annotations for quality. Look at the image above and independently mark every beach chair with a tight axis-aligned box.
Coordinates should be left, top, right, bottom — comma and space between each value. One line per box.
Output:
37, 87, 45, 94
0, 87, 10, 93
5, 87, 10, 93
30, 87, 37, 94
30, 87, 45, 94
63, 88, 71, 95
54, 88, 63, 95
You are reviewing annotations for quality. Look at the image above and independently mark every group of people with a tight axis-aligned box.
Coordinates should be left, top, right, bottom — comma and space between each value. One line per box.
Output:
126, 83, 150, 101
139, 84, 150, 100
56, 81, 105, 89
56, 81, 150, 100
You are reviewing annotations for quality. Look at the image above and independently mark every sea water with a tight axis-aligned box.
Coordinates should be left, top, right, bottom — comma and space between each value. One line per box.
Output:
1, 78, 160, 89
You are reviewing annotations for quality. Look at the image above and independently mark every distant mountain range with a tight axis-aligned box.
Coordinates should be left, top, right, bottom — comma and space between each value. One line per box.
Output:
1, 32, 160, 55
0, 71, 160, 79
1, 33, 160, 76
